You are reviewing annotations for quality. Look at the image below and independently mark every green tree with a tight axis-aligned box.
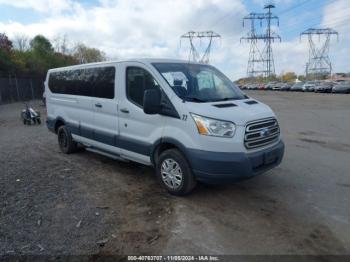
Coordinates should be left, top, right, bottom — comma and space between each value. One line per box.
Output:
30, 35, 54, 54
0, 33, 14, 72
0, 33, 13, 52
298, 75, 306, 81
2, 33, 104, 75
282, 72, 297, 82
26, 35, 56, 74
11, 50, 30, 72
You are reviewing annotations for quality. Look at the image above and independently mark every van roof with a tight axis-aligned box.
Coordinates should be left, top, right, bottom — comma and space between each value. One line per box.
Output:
48, 58, 204, 72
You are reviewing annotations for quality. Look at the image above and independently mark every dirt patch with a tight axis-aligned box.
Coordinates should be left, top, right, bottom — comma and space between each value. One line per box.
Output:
299, 138, 350, 153
337, 183, 350, 188
0, 101, 175, 256
297, 226, 347, 255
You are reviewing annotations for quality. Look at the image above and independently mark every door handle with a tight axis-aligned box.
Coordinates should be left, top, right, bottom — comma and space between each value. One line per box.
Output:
95, 103, 102, 108
120, 108, 129, 114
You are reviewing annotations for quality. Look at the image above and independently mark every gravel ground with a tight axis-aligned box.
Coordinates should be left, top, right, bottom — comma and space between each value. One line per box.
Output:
0, 91, 350, 258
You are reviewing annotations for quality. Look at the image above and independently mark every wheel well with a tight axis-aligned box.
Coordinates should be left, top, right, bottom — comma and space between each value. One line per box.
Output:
153, 142, 179, 166
54, 120, 65, 133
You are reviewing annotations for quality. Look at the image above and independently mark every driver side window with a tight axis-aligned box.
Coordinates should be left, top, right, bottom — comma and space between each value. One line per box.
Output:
126, 67, 160, 108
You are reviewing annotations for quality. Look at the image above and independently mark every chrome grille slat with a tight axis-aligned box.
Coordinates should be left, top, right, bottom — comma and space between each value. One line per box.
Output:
245, 129, 279, 142
246, 134, 280, 149
245, 126, 279, 141
244, 118, 280, 149
246, 120, 277, 132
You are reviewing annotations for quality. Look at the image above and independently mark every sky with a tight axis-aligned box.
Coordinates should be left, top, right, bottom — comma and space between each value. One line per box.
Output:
0, 0, 348, 80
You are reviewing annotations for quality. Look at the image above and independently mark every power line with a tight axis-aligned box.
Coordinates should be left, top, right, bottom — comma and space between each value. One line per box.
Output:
278, 0, 311, 15
283, 11, 350, 36
206, 0, 305, 30
281, 0, 347, 36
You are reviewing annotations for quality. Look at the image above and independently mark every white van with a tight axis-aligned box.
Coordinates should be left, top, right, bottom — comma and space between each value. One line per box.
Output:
45, 59, 284, 195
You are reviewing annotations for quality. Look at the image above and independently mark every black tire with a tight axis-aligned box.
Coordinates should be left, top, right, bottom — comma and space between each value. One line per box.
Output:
57, 125, 77, 154
157, 149, 196, 196
36, 118, 41, 125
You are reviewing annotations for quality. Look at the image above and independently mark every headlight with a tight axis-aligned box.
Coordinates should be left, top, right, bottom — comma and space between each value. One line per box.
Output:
191, 113, 235, 138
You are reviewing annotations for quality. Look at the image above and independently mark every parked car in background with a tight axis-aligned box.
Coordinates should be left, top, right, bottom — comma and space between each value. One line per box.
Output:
280, 83, 293, 91
258, 83, 265, 90
272, 82, 284, 91
302, 81, 317, 92
314, 82, 333, 93
247, 83, 259, 90
290, 82, 304, 91
332, 81, 350, 94
265, 82, 276, 90
245, 84, 252, 90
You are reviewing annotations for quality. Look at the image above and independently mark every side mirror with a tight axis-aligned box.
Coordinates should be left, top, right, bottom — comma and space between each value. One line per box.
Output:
143, 88, 162, 114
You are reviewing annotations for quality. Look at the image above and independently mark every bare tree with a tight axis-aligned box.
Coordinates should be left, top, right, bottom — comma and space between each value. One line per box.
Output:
73, 43, 106, 64
13, 34, 29, 51
52, 34, 69, 55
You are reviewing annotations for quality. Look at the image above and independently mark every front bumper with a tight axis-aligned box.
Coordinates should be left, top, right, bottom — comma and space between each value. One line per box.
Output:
188, 140, 285, 184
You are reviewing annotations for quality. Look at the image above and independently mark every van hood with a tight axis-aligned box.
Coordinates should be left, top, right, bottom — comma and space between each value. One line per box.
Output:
184, 99, 276, 126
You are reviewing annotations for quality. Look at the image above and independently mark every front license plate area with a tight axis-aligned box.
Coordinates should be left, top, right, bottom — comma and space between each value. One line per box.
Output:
264, 151, 277, 165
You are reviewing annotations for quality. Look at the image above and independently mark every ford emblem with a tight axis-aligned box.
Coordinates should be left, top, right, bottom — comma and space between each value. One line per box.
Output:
260, 128, 270, 137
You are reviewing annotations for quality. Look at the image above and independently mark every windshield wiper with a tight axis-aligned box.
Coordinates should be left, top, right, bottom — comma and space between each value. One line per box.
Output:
181, 96, 207, 103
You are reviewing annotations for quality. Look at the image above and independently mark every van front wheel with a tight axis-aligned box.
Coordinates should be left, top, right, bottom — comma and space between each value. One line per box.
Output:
57, 126, 77, 154
157, 149, 196, 196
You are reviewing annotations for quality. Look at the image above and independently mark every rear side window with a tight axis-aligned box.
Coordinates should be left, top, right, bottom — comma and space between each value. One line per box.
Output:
126, 67, 160, 107
48, 66, 115, 99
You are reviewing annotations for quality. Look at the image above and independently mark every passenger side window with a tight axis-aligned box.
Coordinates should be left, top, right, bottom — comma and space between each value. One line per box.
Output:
48, 66, 115, 99
92, 67, 115, 99
126, 67, 160, 107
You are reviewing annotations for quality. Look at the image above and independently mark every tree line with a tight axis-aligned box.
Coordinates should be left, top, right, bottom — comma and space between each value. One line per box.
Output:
0, 33, 107, 77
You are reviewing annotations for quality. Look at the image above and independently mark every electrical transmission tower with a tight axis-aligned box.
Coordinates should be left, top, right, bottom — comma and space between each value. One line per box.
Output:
180, 31, 221, 63
300, 28, 338, 78
241, 13, 267, 77
241, 3, 281, 78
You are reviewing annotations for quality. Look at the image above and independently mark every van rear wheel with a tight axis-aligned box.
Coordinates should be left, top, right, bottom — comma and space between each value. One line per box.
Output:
57, 125, 77, 154
157, 149, 196, 196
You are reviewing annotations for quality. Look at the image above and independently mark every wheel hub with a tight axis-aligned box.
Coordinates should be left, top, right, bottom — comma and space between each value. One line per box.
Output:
161, 158, 183, 190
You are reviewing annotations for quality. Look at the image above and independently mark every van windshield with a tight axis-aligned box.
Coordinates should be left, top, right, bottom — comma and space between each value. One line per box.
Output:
152, 63, 245, 102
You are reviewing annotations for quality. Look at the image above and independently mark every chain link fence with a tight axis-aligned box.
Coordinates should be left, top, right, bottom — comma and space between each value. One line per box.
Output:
0, 74, 45, 104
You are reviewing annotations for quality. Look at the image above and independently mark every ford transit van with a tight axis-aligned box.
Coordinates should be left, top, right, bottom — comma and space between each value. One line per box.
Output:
45, 59, 284, 195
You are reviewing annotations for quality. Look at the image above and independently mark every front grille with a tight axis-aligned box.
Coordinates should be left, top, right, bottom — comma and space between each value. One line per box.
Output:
244, 118, 280, 149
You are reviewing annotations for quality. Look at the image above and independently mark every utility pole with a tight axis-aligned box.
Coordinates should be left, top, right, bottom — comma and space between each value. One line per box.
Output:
241, 2, 281, 78
300, 28, 338, 79
180, 31, 221, 64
